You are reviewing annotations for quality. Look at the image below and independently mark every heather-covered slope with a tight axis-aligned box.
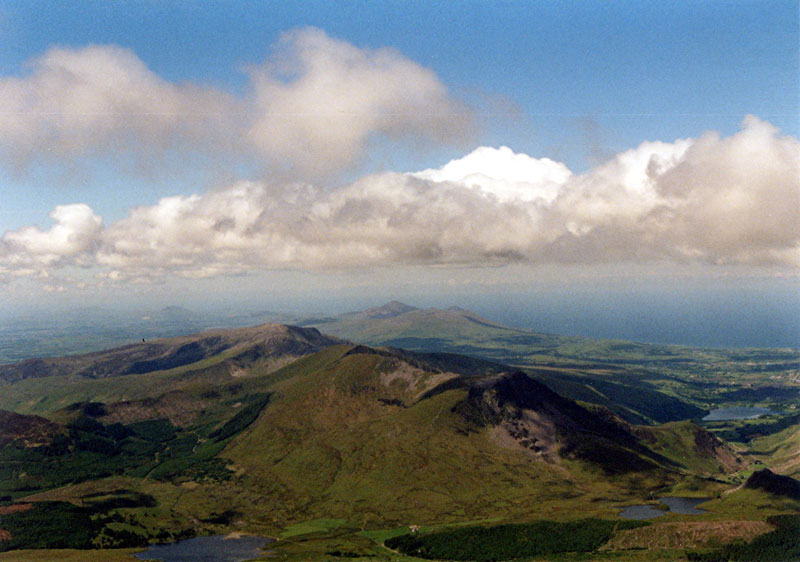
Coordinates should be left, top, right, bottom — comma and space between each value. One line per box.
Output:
0, 410, 61, 447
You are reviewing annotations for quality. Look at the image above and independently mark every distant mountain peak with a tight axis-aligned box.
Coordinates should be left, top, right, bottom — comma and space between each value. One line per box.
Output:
159, 305, 195, 315
363, 301, 418, 319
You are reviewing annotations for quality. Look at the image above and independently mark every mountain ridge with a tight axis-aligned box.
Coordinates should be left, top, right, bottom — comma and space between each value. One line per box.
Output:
0, 323, 340, 383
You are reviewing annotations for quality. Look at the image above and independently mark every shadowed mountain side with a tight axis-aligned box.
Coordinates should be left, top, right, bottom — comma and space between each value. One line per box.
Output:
745, 469, 800, 499
0, 324, 341, 382
352, 345, 510, 377
528, 369, 707, 425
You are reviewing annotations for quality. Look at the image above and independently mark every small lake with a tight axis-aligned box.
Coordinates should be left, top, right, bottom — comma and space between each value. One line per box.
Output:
702, 407, 779, 421
133, 535, 273, 562
619, 497, 709, 520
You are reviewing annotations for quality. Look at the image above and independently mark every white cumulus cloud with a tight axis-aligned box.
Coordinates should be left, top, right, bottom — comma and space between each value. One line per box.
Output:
1, 116, 797, 285
246, 27, 472, 175
0, 204, 103, 273
412, 145, 572, 204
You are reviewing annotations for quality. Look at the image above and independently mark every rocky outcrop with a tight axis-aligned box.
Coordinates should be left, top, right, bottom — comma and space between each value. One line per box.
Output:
452, 371, 672, 474
693, 425, 744, 472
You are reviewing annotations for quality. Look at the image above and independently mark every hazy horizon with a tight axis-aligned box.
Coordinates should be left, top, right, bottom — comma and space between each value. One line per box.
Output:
3, 277, 798, 349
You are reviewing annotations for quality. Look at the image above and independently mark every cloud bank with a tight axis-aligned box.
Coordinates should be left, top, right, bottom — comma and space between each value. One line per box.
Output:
0, 28, 469, 175
1, 33, 797, 288
2, 116, 797, 285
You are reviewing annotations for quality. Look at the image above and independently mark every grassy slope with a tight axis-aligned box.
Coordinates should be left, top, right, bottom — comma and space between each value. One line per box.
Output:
220, 348, 732, 530
0, 323, 338, 416
220, 345, 795, 561
0, 342, 342, 424
639, 421, 742, 478
751, 421, 800, 478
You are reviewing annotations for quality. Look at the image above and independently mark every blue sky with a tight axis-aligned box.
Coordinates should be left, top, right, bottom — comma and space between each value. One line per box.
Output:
0, 0, 798, 336
1, 0, 797, 226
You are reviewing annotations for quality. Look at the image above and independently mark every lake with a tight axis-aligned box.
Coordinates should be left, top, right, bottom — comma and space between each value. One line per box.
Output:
702, 407, 779, 421
133, 535, 273, 562
619, 496, 709, 520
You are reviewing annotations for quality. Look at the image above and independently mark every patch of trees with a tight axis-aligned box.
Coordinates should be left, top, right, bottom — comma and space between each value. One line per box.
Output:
385, 519, 649, 560
209, 393, 271, 442
0, 494, 205, 551
0, 413, 233, 498
0, 491, 204, 552
0, 501, 96, 551
202, 509, 240, 525
128, 418, 177, 442
84, 491, 157, 511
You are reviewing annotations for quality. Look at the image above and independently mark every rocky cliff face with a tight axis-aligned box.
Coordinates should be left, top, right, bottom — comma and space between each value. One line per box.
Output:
451, 371, 669, 474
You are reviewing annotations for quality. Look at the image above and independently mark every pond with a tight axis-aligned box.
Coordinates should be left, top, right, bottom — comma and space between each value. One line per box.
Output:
617, 504, 664, 520
702, 407, 779, 421
619, 496, 710, 520
133, 534, 273, 562
659, 496, 708, 514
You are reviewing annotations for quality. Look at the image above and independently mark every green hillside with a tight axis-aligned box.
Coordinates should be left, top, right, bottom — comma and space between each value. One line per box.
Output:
0, 317, 797, 560
222, 350, 682, 526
